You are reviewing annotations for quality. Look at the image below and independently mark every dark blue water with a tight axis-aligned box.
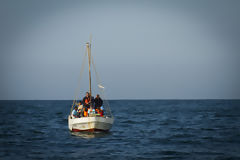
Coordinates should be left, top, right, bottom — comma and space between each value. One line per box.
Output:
0, 100, 240, 160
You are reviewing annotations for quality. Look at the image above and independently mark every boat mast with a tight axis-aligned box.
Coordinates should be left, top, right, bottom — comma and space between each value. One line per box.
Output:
86, 42, 92, 97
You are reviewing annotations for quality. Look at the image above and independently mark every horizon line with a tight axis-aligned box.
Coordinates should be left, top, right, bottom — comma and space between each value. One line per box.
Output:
0, 98, 240, 101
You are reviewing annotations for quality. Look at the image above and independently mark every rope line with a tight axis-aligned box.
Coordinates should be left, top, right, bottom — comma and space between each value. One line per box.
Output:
91, 56, 113, 117
71, 46, 87, 113
74, 47, 87, 101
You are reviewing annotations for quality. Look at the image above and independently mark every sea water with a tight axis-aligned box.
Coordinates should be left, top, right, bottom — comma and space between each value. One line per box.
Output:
0, 100, 239, 159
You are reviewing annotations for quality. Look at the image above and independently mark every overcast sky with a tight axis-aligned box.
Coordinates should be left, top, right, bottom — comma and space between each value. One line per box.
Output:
0, 0, 240, 100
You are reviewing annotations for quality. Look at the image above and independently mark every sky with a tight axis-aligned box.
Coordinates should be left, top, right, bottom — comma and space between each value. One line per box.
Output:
0, 0, 240, 100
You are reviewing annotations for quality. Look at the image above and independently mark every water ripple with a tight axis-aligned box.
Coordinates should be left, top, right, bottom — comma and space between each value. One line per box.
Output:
0, 100, 240, 160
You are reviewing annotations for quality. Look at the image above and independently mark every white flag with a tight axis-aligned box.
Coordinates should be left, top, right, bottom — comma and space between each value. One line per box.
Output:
98, 84, 104, 89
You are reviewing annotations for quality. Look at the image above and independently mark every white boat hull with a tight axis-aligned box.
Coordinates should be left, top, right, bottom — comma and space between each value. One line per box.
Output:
68, 116, 114, 132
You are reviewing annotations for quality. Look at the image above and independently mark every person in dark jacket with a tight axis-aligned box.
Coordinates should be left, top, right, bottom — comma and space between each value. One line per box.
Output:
94, 94, 103, 110
82, 92, 94, 109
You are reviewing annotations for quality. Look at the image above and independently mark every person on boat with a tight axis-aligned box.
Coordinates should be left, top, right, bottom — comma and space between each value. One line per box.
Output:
77, 101, 83, 110
88, 106, 95, 116
77, 101, 83, 117
83, 107, 88, 117
72, 107, 78, 118
82, 92, 94, 108
94, 94, 103, 110
99, 106, 104, 117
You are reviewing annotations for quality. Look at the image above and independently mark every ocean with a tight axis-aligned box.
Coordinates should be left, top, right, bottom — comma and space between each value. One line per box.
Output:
0, 100, 239, 160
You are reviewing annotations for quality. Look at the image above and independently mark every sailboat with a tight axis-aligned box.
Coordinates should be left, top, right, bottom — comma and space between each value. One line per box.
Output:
68, 40, 114, 132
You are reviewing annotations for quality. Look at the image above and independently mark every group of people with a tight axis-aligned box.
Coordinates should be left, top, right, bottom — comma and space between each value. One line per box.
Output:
71, 92, 104, 118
